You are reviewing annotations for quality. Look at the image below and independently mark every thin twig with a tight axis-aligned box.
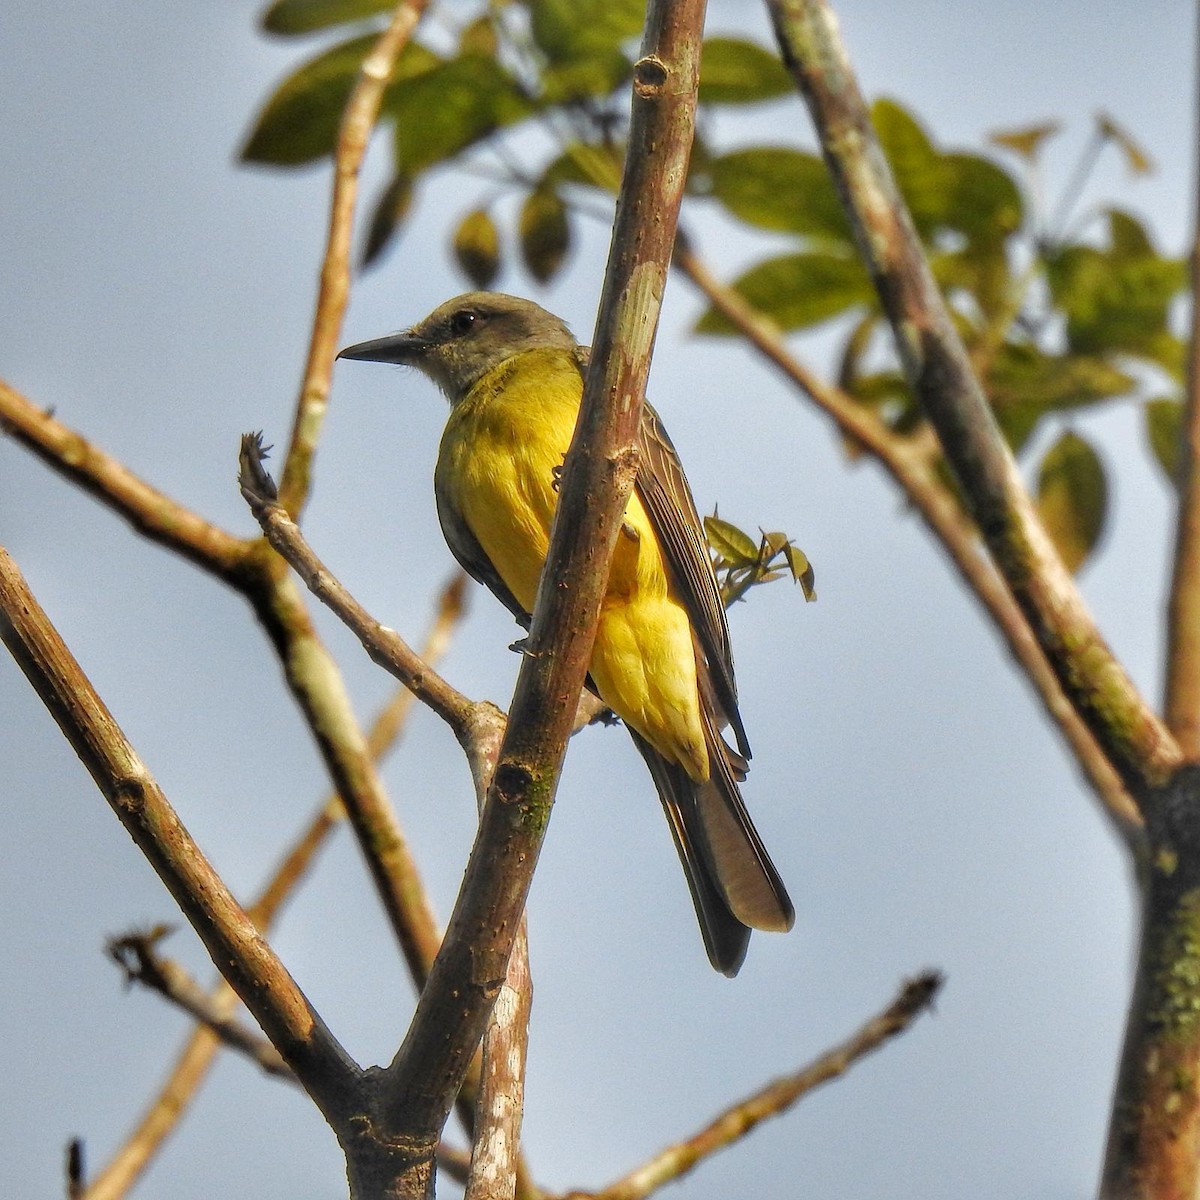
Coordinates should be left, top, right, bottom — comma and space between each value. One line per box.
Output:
561, 972, 943, 1200
108, 932, 294, 1081
66, 1139, 85, 1200
766, 0, 1180, 795
276, 0, 431, 517
0, 546, 361, 1124
0, 379, 247, 578
241, 435, 477, 735
673, 239, 1141, 839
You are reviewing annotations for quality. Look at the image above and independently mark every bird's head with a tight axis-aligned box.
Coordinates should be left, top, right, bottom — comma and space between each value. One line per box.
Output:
338, 292, 578, 403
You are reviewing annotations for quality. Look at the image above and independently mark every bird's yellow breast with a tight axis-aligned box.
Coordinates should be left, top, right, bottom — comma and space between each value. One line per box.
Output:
438, 350, 579, 612
436, 348, 708, 779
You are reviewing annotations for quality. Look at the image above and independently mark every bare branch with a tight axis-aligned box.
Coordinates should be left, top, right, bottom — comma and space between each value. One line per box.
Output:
0, 546, 361, 1122
108, 932, 294, 1081
276, 0, 431, 517
766, 0, 1180, 795
241, 434, 477, 736
457, 715, 535, 1200
561, 972, 942, 1200
373, 2, 709, 1189
0, 378, 246, 578
674, 239, 1141, 840
468, 932, 534, 1200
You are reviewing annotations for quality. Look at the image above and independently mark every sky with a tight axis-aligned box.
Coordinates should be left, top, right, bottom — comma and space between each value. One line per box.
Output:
0, 1, 1195, 1197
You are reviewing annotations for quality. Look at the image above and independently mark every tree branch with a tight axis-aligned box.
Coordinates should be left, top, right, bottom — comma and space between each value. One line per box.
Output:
0, 546, 361, 1124
562, 972, 942, 1200
766, 0, 1181, 795
240, 435, 477, 735
276, 0, 431, 517
364, 3, 708, 1193
0, 378, 246, 579
458, 716, 535, 1200
1165, 22, 1200, 755
673, 238, 1142, 840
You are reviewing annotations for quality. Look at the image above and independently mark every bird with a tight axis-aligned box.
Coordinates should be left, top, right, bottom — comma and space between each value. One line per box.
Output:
338, 292, 793, 975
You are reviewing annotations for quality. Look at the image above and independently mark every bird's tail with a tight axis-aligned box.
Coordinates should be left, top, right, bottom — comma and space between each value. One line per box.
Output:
629, 726, 794, 977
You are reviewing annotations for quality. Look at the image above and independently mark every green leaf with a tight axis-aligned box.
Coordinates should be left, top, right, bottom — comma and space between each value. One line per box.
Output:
704, 515, 759, 565
540, 49, 632, 103
989, 120, 1061, 163
243, 34, 376, 165
459, 14, 498, 57
708, 147, 849, 240
698, 37, 792, 104
361, 173, 414, 268
543, 142, 624, 192
1046, 242, 1185, 359
781, 541, 817, 600
1036, 431, 1108, 572
987, 343, 1133, 452
938, 152, 1024, 244
1145, 397, 1184, 486
242, 36, 438, 166
529, 0, 643, 62
1107, 208, 1154, 259
872, 98, 943, 237
873, 99, 1023, 247
933, 244, 1013, 321
390, 54, 533, 174
261, 0, 394, 36
519, 187, 570, 283
696, 252, 873, 334
453, 208, 501, 288
1097, 111, 1154, 175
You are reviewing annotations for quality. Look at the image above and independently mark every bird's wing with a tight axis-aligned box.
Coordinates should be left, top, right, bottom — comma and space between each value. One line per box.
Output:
635, 401, 750, 759
434, 484, 532, 630
573, 345, 747, 755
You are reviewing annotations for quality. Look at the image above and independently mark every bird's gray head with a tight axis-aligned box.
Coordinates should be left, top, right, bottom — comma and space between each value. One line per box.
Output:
337, 292, 578, 402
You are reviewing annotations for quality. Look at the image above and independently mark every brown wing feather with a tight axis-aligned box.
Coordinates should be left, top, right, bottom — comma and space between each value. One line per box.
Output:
635, 402, 750, 759
572, 342, 748, 756
434, 481, 531, 630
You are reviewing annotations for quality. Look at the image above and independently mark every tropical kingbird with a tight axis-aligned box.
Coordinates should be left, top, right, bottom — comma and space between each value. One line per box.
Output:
339, 292, 793, 975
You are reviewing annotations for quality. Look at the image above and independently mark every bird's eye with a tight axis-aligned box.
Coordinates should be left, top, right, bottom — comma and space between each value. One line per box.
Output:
449, 310, 477, 335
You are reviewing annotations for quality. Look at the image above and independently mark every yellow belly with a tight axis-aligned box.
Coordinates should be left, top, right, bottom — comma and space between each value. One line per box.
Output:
437, 350, 709, 780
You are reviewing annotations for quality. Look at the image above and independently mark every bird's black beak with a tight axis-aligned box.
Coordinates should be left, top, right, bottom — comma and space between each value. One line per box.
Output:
337, 330, 430, 364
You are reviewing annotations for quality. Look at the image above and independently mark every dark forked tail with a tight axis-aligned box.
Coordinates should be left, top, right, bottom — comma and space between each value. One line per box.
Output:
628, 727, 793, 976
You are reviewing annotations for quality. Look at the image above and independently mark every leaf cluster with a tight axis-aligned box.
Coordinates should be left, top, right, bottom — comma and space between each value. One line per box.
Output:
705, 513, 816, 607
697, 103, 1182, 572
247, 1, 800, 283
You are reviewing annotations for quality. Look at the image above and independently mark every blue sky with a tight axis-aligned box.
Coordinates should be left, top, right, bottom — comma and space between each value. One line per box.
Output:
0, 1, 1193, 1197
